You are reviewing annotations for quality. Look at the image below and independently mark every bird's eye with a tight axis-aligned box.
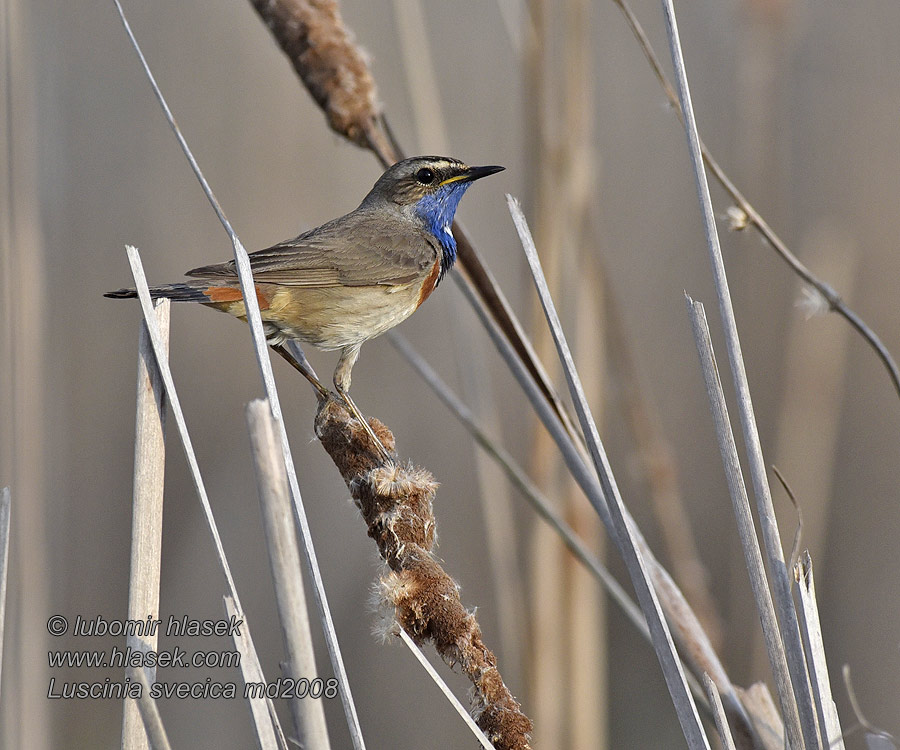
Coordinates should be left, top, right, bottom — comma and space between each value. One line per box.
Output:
415, 167, 435, 185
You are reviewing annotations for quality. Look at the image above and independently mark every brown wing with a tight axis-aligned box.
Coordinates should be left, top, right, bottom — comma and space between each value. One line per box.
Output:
185, 209, 438, 288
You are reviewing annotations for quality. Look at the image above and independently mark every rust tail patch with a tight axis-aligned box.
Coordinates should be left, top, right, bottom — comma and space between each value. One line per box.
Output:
203, 285, 271, 310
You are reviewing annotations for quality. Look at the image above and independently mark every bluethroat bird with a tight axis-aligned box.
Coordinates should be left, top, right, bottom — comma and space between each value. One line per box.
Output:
107, 156, 504, 456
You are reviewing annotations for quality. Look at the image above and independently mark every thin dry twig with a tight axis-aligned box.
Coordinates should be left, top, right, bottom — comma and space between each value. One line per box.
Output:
0, 486, 9, 699
314, 398, 533, 750
661, 4, 821, 746
223, 596, 289, 750
612, 0, 900, 401
122, 298, 169, 750
397, 629, 494, 750
841, 665, 896, 747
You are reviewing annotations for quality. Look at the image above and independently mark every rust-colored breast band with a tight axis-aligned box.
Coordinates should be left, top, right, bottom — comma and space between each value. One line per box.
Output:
415, 257, 442, 309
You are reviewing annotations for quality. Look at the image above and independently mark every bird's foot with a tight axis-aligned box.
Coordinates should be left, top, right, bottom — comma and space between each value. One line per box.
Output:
336, 389, 393, 462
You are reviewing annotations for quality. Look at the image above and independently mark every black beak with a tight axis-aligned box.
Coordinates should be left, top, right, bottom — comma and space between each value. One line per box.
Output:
464, 164, 505, 182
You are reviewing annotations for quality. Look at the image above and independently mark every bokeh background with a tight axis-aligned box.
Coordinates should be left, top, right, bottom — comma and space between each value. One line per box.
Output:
3, 0, 900, 747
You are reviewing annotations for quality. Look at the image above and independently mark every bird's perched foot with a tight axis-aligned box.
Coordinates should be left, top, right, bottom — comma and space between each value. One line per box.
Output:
334, 388, 394, 463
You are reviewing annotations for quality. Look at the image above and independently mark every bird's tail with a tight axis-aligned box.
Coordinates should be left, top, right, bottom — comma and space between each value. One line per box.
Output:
104, 282, 213, 303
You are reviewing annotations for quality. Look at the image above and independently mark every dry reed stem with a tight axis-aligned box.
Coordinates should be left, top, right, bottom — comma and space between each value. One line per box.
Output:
125, 247, 245, 620
704, 673, 738, 750
245, 399, 331, 750
519, 78, 566, 748
122, 298, 169, 750
565, 270, 607, 750
793, 553, 844, 748
524, 1, 601, 744
314, 399, 533, 750
0, 487, 9, 701
686, 296, 794, 749
661, 3, 820, 746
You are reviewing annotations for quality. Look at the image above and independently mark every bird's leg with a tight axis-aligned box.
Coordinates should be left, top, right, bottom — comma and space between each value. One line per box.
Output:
272, 343, 329, 402
334, 345, 392, 460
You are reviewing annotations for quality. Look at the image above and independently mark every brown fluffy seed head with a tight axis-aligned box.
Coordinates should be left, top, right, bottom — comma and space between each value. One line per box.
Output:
251, 0, 381, 148
314, 399, 533, 749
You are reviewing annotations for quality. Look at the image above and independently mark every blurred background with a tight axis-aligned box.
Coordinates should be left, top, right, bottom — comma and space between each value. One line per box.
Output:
3, 0, 900, 747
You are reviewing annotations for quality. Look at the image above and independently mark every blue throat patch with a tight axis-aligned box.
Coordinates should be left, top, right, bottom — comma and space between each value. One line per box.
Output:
414, 182, 472, 282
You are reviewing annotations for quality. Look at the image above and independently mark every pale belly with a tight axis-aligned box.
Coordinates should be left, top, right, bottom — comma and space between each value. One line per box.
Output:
226, 281, 425, 351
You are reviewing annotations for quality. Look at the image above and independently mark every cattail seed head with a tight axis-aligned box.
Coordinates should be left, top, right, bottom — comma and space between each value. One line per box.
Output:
251, 0, 381, 148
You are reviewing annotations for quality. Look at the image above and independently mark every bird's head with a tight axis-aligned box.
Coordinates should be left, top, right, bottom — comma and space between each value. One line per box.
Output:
363, 156, 504, 269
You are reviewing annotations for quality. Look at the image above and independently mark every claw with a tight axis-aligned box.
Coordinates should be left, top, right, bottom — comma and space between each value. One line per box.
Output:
336, 388, 393, 462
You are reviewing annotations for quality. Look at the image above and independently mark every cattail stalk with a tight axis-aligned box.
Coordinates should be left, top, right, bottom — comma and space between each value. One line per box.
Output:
315, 400, 533, 750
